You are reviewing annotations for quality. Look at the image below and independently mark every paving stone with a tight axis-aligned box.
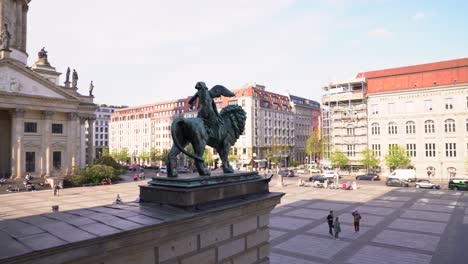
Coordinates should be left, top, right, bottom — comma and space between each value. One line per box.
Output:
271, 206, 292, 214
417, 198, 457, 206
388, 219, 447, 234
0, 219, 45, 237
269, 216, 311, 230
307, 223, 369, 239
348, 245, 432, 264
275, 235, 349, 259
270, 253, 321, 264
79, 222, 121, 236
372, 230, 440, 251
44, 212, 97, 226
16, 232, 67, 251
284, 208, 329, 220
338, 213, 384, 226
283, 200, 313, 207
350, 206, 396, 216
39, 221, 97, 243
306, 202, 351, 211
401, 210, 452, 222
463, 216, 468, 224
0, 230, 32, 259
410, 203, 455, 213
269, 230, 286, 240
366, 200, 405, 208
378, 196, 412, 202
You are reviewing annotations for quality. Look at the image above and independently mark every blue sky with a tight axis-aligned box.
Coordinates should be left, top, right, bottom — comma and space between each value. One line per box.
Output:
27, 0, 468, 106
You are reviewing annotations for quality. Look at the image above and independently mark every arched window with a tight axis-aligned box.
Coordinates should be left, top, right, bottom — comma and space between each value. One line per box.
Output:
406, 121, 416, 134
426, 166, 436, 177
444, 119, 456, 133
388, 122, 398, 135
371, 123, 380, 135
447, 167, 456, 178
424, 120, 435, 133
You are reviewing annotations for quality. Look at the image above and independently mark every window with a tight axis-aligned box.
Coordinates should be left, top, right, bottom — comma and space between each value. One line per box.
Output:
405, 101, 414, 113
241, 100, 245, 107
388, 122, 398, 134
371, 104, 378, 114
228, 100, 238, 106
424, 100, 433, 111
445, 143, 456, 157
52, 124, 63, 134
406, 121, 415, 134
406, 144, 416, 157
262, 101, 270, 108
347, 125, 355, 136
25, 152, 35, 172
388, 144, 398, 155
425, 143, 435, 157
347, 145, 356, 157
424, 120, 435, 133
371, 123, 380, 135
371, 144, 381, 156
387, 103, 396, 114
24, 122, 37, 133
444, 119, 455, 133
445, 98, 453, 109
447, 167, 456, 178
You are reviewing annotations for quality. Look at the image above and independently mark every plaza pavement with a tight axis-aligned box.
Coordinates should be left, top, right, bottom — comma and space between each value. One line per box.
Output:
0, 176, 467, 264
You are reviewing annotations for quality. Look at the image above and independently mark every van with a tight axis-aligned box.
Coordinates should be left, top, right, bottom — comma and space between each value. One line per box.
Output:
387, 169, 416, 182
448, 179, 468, 191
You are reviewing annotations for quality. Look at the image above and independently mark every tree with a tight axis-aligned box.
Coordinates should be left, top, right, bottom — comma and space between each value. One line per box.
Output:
159, 149, 170, 162
305, 128, 322, 164
360, 147, 380, 173
102, 148, 110, 157
138, 150, 150, 164
117, 148, 129, 163
110, 149, 119, 160
330, 148, 348, 169
203, 148, 214, 167
384, 145, 411, 170
149, 147, 159, 162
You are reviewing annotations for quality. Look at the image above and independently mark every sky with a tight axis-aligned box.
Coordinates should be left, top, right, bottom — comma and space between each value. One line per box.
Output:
27, 0, 468, 106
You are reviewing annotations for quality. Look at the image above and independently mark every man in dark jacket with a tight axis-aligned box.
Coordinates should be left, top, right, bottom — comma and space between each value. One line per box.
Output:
327, 211, 334, 236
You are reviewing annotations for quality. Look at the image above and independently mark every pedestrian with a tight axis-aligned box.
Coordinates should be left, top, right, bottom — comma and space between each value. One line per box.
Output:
53, 184, 60, 196
115, 194, 122, 204
327, 211, 334, 237
334, 217, 341, 240
352, 210, 362, 232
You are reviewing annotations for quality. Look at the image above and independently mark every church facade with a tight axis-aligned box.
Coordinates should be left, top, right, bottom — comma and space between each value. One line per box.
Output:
0, 0, 96, 179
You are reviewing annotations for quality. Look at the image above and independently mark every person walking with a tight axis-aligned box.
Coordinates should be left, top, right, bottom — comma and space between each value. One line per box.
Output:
352, 210, 362, 232
334, 217, 341, 240
327, 211, 334, 237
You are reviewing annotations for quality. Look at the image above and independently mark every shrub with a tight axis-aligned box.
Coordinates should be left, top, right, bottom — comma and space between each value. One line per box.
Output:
289, 161, 301, 167
71, 165, 118, 186
94, 156, 125, 175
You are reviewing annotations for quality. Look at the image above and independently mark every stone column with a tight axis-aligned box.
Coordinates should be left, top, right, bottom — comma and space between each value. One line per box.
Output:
66, 113, 78, 175
87, 118, 95, 166
10, 108, 25, 179
41, 111, 54, 177
79, 118, 87, 168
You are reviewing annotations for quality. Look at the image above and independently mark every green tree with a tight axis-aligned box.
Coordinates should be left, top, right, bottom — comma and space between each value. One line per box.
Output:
110, 149, 119, 160
150, 147, 159, 162
203, 148, 214, 167
384, 145, 411, 170
360, 147, 380, 173
102, 148, 110, 157
330, 148, 348, 169
159, 149, 170, 162
305, 128, 322, 163
72, 165, 118, 186
117, 148, 129, 163
94, 156, 125, 175
138, 150, 150, 164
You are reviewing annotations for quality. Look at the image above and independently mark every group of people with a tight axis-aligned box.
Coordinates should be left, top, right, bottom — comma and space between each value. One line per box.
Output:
133, 173, 145, 181
326, 210, 362, 240
6, 185, 20, 192
101, 178, 113, 185
312, 180, 358, 190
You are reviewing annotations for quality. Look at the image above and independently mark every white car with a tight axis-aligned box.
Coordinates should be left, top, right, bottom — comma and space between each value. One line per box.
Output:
322, 171, 339, 179
159, 166, 167, 174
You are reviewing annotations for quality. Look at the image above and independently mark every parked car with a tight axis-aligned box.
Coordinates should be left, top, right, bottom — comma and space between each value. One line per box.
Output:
386, 178, 409, 187
387, 169, 417, 182
356, 173, 380, 181
309, 175, 326, 183
448, 179, 468, 191
280, 169, 295, 177
176, 167, 190, 174
322, 171, 341, 179
309, 167, 321, 174
415, 179, 440, 189
159, 166, 167, 174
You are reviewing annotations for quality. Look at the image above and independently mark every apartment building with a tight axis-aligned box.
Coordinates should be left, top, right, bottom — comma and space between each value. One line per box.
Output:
361, 58, 468, 178
321, 78, 367, 168
93, 105, 126, 158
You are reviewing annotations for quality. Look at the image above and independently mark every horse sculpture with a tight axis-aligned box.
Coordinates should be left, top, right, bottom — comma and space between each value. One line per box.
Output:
166, 82, 246, 177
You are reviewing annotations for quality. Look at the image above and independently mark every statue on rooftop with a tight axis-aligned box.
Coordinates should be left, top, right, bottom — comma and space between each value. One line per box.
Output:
65, 67, 70, 84
38, 47, 47, 59
166, 82, 246, 177
89, 81, 94, 96
0, 24, 11, 51
72, 69, 78, 88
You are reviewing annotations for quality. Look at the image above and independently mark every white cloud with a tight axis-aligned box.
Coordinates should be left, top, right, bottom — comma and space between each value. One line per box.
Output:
413, 11, 427, 20
367, 29, 393, 39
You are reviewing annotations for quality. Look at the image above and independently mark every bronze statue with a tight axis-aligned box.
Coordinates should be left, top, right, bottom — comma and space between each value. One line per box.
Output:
89, 81, 94, 96
72, 69, 78, 88
166, 82, 246, 177
0, 24, 11, 51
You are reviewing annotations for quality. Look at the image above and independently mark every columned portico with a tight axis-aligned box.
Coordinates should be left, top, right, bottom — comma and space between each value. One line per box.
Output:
41, 110, 53, 177
10, 108, 25, 178
87, 118, 95, 166
79, 118, 87, 168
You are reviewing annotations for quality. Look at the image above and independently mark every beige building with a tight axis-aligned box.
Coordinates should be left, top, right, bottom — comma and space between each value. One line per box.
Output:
362, 58, 468, 178
0, 0, 96, 179
321, 78, 368, 168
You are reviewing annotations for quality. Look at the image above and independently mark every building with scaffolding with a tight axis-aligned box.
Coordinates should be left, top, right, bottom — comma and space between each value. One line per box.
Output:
321, 78, 367, 169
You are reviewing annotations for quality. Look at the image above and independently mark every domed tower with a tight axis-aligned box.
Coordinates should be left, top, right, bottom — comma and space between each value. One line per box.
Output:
0, 0, 30, 64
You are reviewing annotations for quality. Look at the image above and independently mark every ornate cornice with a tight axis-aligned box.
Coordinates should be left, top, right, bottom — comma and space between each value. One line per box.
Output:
67, 112, 79, 120
41, 110, 54, 119
10, 108, 25, 117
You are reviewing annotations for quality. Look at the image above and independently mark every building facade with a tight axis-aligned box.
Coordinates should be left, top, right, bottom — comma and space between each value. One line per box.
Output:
321, 78, 367, 168
361, 58, 468, 178
93, 105, 126, 159
0, 0, 96, 179
288, 95, 321, 163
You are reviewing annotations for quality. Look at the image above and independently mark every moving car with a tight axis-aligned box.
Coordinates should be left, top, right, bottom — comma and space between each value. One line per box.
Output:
415, 179, 440, 189
356, 173, 380, 181
448, 179, 468, 191
280, 170, 295, 177
309, 175, 326, 183
388, 169, 417, 182
386, 178, 409, 187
